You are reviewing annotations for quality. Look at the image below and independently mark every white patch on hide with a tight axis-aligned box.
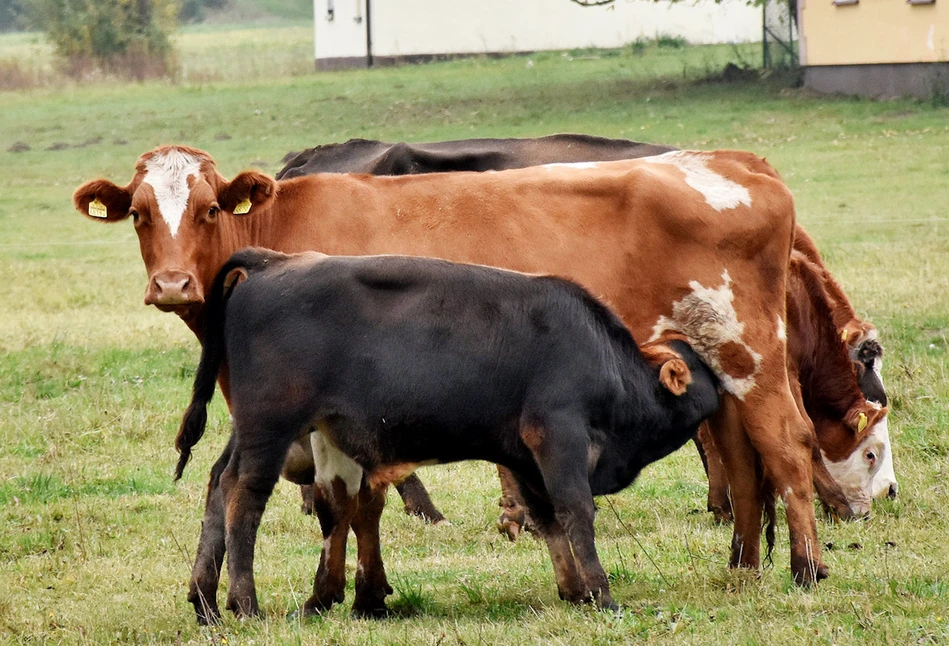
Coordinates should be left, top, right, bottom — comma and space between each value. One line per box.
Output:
142, 148, 203, 238
645, 151, 752, 212
649, 270, 762, 398
777, 316, 787, 342
542, 161, 600, 170
311, 429, 363, 498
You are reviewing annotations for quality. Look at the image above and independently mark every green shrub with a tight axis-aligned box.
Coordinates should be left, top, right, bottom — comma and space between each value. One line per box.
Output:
28, 0, 180, 80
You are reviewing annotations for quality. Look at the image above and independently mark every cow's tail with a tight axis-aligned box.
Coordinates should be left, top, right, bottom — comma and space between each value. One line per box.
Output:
174, 248, 290, 480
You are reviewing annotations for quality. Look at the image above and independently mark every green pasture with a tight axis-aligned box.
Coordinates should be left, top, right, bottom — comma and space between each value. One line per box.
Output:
1, 25, 948, 646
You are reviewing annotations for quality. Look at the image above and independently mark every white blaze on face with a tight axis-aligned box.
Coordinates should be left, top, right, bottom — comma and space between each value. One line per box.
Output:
142, 148, 203, 238
311, 428, 363, 498
644, 151, 752, 212
649, 270, 762, 398
822, 411, 890, 516
869, 413, 897, 499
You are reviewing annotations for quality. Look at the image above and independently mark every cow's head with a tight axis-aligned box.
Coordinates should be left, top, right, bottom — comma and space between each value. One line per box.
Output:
73, 146, 277, 326
815, 401, 890, 517
849, 334, 897, 500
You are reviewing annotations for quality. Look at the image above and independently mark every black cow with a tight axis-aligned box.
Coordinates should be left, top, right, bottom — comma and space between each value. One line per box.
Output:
276, 134, 676, 179
278, 134, 677, 526
174, 248, 720, 621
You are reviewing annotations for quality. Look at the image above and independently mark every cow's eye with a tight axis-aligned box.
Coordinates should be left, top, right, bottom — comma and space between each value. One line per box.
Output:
207, 205, 219, 220
865, 450, 877, 465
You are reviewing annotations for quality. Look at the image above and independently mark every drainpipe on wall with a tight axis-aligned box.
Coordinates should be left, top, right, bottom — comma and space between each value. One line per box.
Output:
365, 0, 374, 67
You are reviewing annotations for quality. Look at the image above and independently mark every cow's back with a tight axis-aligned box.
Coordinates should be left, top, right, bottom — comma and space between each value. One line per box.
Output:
274, 150, 795, 383
276, 134, 677, 180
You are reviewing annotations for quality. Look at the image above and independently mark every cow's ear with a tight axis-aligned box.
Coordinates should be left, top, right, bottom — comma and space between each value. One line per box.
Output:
223, 267, 248, 292
219, 171, 277, 215
659, 358, 692, 396
845, 402, 887, 435
73, 179, 133, 222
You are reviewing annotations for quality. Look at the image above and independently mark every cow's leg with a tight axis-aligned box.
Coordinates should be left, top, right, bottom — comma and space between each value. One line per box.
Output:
395, 474, 447, 525
350, 481, 393, 617
787, 378, 855, 522
221, 437, 287, 618
187, 437, 233, 625
496, 465, 530, 541
299, 484, 316, 515
696, 423, 733, 523
739, 382, 828, 585
301, 431, 363, 616
510, 473, 586, 604
706, 396, 763, 572
521, 416, 615, 610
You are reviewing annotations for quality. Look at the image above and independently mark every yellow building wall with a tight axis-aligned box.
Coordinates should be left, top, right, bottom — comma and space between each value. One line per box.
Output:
800, 0, 949, 65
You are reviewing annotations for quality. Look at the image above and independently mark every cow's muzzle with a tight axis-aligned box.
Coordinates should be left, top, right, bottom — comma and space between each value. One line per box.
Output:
144, 270, 204, 310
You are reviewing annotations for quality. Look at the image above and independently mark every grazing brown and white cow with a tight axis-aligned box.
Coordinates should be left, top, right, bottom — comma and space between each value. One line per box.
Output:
701, 250, 891, 522
173, 248, 722, 620
276, 134, 677, 179
74, 144, 834, 588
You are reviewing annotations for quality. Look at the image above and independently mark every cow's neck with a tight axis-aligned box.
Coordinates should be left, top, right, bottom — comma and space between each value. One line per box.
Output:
587, 362, 695, 496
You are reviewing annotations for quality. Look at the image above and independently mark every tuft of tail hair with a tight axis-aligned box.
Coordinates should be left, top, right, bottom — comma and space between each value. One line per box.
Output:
173, 248, 290, 480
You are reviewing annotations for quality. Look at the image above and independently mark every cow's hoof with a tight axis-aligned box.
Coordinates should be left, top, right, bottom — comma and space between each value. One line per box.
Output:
302, 590, 345, 616
189, 595, 221, 626
351, 603, 391, 619
791, 560, 829, 586
597, 598, 621, 613
193, 607, 221, 626
497, 517, 522, 541
709, 505, 734, 525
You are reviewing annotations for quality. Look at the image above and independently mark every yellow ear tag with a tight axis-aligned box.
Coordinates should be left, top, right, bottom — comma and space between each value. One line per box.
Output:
233, 198, 252, 215
857, 412, 868, 433
88, 198, 108, 219
840, 329, 849, 343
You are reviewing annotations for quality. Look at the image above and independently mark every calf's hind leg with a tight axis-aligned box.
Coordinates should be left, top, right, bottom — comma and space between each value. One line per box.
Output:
301, 430, 364, 616
187, 437, 234, 624
221, 433, 289, 618
351, 481, 393, 617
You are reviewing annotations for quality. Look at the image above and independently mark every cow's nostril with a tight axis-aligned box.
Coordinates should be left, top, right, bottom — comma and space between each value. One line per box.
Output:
887, 483, 898, 499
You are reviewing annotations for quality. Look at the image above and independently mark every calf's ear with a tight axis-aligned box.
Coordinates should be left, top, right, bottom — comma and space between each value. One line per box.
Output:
73, 179, 133, 222
223, 267, 248, 292
659, 358, 693, 396
219, 171, 277, 215
845, 402, 887, 435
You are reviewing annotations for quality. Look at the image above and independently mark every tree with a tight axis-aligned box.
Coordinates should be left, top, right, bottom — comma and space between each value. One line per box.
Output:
27, 0, 180, 79
0, 0, 31, 31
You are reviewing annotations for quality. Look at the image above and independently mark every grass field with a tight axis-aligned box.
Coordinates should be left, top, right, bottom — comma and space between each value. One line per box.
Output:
1, 24, 948, 646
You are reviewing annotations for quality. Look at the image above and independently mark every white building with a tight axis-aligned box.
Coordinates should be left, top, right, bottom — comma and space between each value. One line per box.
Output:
314, 0, 762, 69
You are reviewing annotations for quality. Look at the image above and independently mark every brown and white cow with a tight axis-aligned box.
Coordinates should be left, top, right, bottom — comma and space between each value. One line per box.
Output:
75, 144, 838, 587
702, 249, 891, 522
